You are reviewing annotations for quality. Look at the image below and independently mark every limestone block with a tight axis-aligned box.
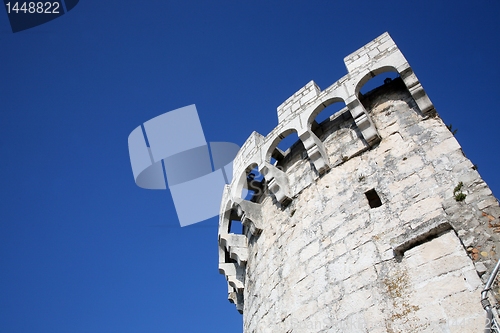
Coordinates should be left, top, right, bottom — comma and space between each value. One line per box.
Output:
336, 288, 375, 320
388, 173, 420, 195
378, 118, 400, 137
344, 241, 379, 277
286, 160, 315, 196
328, 214, 360, 245
411, 179, 441, 201
462, 267, 483, 290
391, 220, 452, 256
404, 230, 460, 262
477, 196, 499, 210
219, 262, 245, 292
426, 136, 461, 160
277, 80, 321, 123
346, 54, 370, 72
219, 233, 247, 249
377, 38, 397, 53
235, 200, 263, 235
440, 290, 484, 332
290, 301, 319, 325
229, 247, 248, 266
328, 254, 351, 284
343, 32, 393, 72
411, 270, 470, 299
299, 240, 320, 263
343, 266, 378, 295
299, 87, 320, 107
362, 305, 387, 332
380, 131, 411, 157
407, 253, 476, 288
400, 196, 443, 223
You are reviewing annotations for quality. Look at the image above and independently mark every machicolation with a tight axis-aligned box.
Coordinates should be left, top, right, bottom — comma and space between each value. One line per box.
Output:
218, 32, 500, 332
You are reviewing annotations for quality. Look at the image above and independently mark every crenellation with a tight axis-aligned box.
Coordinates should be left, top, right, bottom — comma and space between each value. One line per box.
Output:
343, 32, 396, 71
277, 80, 321, 123
218, 32, 500, 331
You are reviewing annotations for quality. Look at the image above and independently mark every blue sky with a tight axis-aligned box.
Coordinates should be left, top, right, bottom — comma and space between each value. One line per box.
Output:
1, 1, 499, 332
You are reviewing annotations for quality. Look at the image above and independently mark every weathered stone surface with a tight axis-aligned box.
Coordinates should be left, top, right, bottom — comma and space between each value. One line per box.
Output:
218, 32, 500, 332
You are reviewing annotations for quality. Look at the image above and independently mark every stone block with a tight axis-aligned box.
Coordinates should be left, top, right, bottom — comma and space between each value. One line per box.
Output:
400, 196, 443, 222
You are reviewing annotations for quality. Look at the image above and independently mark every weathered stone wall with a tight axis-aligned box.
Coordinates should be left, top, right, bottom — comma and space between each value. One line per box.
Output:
218, 33, 500, 332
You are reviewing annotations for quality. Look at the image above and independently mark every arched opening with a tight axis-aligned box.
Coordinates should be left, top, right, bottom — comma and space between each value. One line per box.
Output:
276, 131, 300, 155
229, 219, 243, 234
358, 71, 399, 97
356, 68, 419, 115
220, 203, 246, 235
308, 99, 348, 140
240, 164, 266, 203
267, 129, 305, 173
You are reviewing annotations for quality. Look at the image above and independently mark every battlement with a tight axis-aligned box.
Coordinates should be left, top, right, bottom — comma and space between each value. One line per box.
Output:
218, 33, 500, 332
275, 33, 432, 127
224, 32, 434, 210
276, 80, 321, 123
343, 31, 400, 73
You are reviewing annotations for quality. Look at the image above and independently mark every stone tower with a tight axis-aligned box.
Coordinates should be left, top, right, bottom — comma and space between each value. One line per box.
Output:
218, 32, 500, 332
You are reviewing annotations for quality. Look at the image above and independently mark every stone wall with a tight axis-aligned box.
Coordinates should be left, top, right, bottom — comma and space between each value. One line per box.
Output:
218, 33, 500, 332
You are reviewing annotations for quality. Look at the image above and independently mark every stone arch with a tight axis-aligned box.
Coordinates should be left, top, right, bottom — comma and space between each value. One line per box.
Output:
219, 198, 236, 235
354, 65, 399, 98
230, 152, 262, 199
264, 127, 303, 166
354, 64, 427, 117
259, 129, 300, 205
234, 163, 266, 203
306, 97, 348, 139
307, 97, 345, 127
219, 199, 247, 235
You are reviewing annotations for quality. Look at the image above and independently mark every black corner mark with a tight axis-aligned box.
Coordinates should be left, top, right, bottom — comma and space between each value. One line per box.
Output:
3, 0, 79, 33
64, 0, 77, 11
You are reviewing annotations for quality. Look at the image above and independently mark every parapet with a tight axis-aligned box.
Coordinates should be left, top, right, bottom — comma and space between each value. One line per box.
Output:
218, 33, 500, 333
275, 32, 433, 126
218, 32, 437, 312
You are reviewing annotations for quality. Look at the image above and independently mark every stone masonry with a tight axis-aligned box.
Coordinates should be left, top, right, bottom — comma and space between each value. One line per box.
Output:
218, 32, 500, 332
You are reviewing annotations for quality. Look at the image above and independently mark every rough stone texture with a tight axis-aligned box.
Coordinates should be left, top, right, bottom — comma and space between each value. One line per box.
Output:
218, 32, 500, 332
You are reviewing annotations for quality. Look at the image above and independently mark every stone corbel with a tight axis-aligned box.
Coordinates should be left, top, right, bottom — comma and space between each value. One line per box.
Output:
298, 129, 330, 175
400, 68, 434, 116
219, 233, 248, 266
218, 243, 227, 264
227, 282, 237, 304
234, 292, 244, 314
347, 98, 380, 146
219, 239, 246, 313
260, 162, 292, 205
227, 282, 244, 314
229, 247, 248, 267
234, 200, 263, 235
219, 262, 245, 293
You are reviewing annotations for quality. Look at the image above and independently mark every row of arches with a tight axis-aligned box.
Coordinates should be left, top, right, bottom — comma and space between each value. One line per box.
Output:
221, 72, 416, 234
268, 69, 403, 166
217, 38, 436, 314
233, 70, 407, 204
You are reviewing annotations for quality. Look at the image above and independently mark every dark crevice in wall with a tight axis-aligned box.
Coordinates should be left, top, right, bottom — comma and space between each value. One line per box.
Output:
393, 221, 453, 258
365, 189, 383, 208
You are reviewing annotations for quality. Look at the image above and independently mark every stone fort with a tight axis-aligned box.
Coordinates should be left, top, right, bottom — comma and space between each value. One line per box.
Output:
217, 32, 500, 332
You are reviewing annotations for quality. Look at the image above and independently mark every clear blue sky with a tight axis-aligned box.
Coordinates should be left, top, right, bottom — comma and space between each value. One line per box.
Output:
1, 1, 499, 332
